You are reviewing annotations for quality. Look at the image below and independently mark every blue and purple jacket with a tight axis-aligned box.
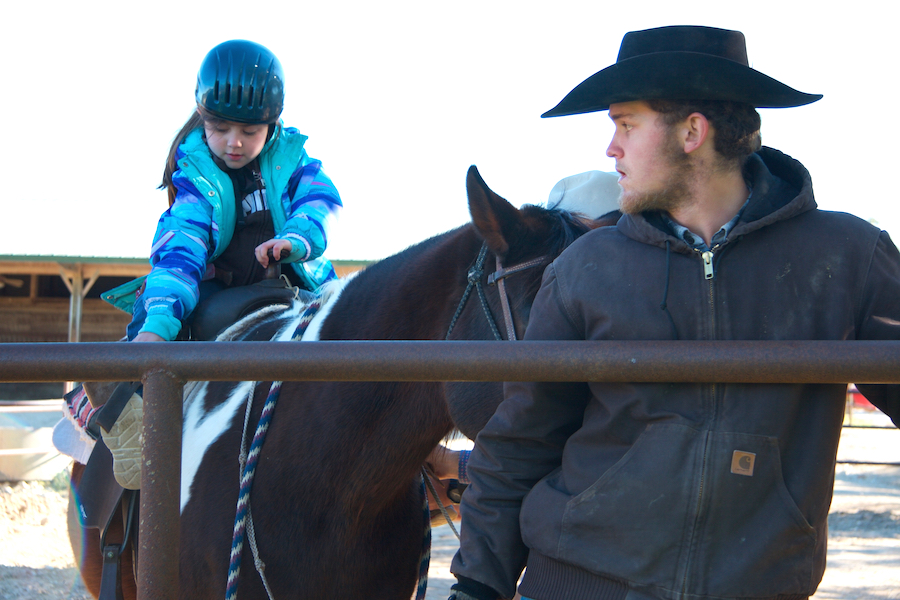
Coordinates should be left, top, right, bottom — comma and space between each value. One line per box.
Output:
103, 123, 342, 340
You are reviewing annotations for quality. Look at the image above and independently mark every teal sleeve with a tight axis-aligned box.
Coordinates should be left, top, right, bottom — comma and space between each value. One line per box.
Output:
139, 314, 182, 341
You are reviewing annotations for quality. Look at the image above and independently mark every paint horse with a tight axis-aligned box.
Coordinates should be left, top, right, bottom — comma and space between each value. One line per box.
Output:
71, 166, 614, 599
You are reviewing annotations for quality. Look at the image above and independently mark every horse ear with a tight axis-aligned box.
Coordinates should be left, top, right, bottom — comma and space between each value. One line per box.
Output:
466, 165, 521, 257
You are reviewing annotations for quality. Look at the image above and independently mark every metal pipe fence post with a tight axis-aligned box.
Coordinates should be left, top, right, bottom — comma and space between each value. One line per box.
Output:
137, 369, 184, 600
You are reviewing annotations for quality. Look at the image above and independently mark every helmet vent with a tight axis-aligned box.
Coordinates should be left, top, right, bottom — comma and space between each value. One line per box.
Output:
196, 40, 284, 123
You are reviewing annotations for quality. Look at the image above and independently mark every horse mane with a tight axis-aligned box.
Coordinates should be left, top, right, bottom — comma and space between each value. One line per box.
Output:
500, 203, 594, 297
515, 203, 594, 257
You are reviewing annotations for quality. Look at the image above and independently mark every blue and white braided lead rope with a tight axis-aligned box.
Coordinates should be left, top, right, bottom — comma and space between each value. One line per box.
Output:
225, 380, 282, 600
225, 298, 323, 600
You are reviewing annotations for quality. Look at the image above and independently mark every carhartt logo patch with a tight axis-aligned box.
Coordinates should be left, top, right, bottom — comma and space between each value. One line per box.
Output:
731, 451, 756, 476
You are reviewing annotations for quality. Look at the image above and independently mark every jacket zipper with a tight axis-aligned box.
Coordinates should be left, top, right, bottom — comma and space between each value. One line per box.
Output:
681, 429, 712, 595
695, 245, 721, 328
701, 250, 714, 280
697, 243, 721, 281
681, 244, 722, 593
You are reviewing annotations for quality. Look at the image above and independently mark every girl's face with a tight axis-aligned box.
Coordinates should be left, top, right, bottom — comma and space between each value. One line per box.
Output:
203, 119, 269, 169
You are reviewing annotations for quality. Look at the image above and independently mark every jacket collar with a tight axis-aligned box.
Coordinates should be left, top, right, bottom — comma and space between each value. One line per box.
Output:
617, 146, 816, 252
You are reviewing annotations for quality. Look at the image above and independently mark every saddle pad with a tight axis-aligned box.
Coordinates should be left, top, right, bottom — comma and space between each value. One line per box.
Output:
52, 415, 95, 464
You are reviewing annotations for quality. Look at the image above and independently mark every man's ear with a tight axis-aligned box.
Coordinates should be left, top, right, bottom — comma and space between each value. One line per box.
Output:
683, 112, 711, 155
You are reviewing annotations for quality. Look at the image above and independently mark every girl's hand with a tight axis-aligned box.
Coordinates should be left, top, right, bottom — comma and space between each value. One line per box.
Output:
133, 332, 165, 342
255, 239, 293, 268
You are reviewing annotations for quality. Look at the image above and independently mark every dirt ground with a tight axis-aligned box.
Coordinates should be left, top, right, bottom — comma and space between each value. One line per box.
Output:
0, 414, 897, 600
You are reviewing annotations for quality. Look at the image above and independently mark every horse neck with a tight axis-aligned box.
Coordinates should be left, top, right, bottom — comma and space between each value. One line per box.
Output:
319, 226, 484, 341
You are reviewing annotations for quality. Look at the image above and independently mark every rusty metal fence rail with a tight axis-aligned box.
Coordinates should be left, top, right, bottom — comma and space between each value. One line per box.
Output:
2, 340, 899, 600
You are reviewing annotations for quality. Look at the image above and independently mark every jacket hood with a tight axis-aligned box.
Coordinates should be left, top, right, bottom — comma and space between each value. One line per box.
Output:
617, 146, 817, 253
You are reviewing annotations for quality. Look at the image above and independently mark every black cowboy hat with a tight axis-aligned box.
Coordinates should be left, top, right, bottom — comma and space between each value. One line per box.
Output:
542, 25, 822, 118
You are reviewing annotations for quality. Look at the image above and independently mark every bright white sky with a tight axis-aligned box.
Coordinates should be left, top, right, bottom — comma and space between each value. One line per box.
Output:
2, 1, 896, 261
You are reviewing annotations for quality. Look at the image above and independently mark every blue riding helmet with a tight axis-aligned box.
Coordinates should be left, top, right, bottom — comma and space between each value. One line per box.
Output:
196, 40, 284, 124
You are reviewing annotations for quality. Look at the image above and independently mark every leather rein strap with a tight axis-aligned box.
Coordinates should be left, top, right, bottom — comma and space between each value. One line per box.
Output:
445, 242, 551, 341
488, 255, 547, 341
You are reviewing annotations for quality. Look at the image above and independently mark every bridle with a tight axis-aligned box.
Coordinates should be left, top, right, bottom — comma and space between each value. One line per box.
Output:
416, 242, 551, 600
445, 242, 551, 342
420, 241, 552, 598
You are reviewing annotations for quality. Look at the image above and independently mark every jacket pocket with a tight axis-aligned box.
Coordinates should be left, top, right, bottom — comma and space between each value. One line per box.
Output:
689, 431, 817, 598
553, 422, 707, 589
529, 424, 818, 598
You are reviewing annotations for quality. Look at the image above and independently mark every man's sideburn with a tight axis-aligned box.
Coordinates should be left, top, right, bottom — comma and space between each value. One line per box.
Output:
619, 122, 695, 215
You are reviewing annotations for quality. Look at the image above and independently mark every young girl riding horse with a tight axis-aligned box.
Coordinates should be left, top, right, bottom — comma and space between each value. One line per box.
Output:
117, 38, 342, 342
70, 39, 342, 488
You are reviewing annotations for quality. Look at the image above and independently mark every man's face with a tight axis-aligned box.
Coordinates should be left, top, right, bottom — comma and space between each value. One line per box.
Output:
606, 101, 692, 215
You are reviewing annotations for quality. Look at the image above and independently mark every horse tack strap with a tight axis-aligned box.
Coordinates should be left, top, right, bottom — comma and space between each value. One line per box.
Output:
486, 256, 548, 285
423, 467, 461, 539
494, 256, 518, 341
77, 440, 125, 531
447, 243, 552, 342
99, 543, 125, 600
490, 254, 550, 341
446, 244, 502, 341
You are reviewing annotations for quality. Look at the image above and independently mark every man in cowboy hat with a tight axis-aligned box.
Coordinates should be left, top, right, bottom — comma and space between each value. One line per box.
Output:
447, 25, 900, 600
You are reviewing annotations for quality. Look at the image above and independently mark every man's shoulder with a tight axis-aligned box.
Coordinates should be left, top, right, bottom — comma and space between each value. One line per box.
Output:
576, 222, 628, 244
557, 221, 644, 260
548, 223, 649, 282
796, 207, 883, 241
808, 208, 878, 226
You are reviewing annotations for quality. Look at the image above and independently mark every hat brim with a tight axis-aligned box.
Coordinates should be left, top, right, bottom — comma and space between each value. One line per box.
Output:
541, 52, 822, 118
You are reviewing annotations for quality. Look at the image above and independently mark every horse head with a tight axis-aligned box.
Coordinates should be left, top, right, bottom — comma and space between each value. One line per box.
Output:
447, 166, 602, 437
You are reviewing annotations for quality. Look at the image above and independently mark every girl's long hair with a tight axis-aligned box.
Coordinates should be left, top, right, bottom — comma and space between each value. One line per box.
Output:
160, 109, 205, 206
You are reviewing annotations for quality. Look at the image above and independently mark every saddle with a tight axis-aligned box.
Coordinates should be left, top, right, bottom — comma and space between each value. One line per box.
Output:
188, 276, 311, 341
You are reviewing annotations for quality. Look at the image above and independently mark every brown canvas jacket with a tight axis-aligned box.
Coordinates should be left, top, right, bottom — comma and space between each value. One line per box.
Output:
452, 147, 900, 600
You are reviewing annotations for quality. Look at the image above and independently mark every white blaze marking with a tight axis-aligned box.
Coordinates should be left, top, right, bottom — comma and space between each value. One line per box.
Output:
179, 277, 349, 513
181, 381, 255, 513
301, 278, 349, 342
